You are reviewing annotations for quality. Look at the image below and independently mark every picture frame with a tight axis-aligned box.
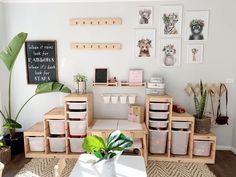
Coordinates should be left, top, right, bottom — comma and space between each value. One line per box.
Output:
94, 68, 108, 84
135, 29, 156, 58
25, 40, 58, 84
184, 10, 209, 41
129, 69, 143, 84
137, 7, 153, 26
187, 44, 204, 63
160, 38, 182, 67
159, 5, 183, 37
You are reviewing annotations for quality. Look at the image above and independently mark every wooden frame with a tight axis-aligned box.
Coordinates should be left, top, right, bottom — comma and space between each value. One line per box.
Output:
70, 18, 122, 25
71, 43, 121, 50
24, 40, 58, 84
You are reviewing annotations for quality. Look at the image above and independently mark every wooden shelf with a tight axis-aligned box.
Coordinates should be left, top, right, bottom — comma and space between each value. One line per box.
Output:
120, 82, 146, 87
171, 112, 195, 121
71, 43, 121, 50
24, 122, 44, 136
92, 82, 118, 87
44, 107, 65, 120
70, 18, 122, 25
194, 133, 216, 141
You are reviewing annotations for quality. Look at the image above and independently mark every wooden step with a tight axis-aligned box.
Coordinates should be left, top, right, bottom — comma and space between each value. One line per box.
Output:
44, 107, 65, 120
24, 122, 44, 136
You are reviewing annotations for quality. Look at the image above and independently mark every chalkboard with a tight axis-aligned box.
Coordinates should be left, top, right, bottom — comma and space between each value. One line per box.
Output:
25, 40, 58, 84
95, 68, 108, 83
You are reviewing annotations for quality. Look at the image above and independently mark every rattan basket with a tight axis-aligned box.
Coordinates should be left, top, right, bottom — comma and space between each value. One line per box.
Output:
0, 146, 11, 164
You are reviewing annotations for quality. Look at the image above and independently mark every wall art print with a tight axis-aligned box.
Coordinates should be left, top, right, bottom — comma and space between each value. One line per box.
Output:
184, 11, 209, 41
135, 29, 155, 58
160, 38, 181, 67
137, 7, 153, 26
160, 5, 183, 37
187, 44, 204, 63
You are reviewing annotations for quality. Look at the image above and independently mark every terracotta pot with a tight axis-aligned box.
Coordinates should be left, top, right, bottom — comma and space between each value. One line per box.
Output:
0, 146, 11, 164
194, 116, 211, 134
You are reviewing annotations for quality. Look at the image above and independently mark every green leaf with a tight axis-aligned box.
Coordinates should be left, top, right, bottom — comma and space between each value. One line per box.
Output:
107, 130, 122, 146
94, 151, 104, 159
3, 118, 22, 129
0, 32, 28, 71
82, 135, 106, 153
105, 152, 116, 160
35, 82, 71, 94
200, 80, 203, 96
109, 137, 133, 150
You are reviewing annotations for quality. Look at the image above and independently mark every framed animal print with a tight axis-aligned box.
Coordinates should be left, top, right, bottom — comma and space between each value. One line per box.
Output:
187, 44, 204, 63
159, 5, 183, 37
184, 11, 209, 41
137, 7, 153, 26
160, 38, 181, 67
135, 29, 155, 58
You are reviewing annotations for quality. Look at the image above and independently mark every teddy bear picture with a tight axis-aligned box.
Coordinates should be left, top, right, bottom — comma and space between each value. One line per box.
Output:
159, 5, 183, 37
137, 7, 153, 26
160, 38, 181, 67
184, 11, 209, 41
135, 29, 155, 58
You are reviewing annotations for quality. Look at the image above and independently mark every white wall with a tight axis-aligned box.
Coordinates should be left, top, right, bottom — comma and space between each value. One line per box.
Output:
2, 0, 236, 148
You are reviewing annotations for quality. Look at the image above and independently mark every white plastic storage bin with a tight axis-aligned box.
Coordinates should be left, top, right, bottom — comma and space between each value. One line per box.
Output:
149, 102, 169, 111
149, 129, 168, 154
193, 140, 212, 156
68, 120, 87, 136
47, 137, 66, 152
128, 95, 136, 104
149, 120, 168, 129
119, 95, 127, 104
69, 138, 85, 153
27, 137, 45, 152
47, 120, 65, 135
149, 111, 169, 120
111, 95, 118, 104
171, 130, 190, 155
67, 111, 87, 119
172, 121, 190, 129
102, 94, 110, 104
67, 102, 86, 110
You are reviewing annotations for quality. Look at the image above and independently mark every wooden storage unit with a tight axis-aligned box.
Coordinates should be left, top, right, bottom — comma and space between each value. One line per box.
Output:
88, 119, 148, 165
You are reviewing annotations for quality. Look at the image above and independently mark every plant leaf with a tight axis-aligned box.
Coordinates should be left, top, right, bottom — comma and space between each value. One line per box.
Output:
200, 80, 203, 96
3, 118, 22, 129
35, 82, 71, 94
0, 32, 28, 71
82, 135, 106, 153
109, 137, 133, 150
104, 152, 116, 160
94, 151, 104, 159
107, 130, 122, 146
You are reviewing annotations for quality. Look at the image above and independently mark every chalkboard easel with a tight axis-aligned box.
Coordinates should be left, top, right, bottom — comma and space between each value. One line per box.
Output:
25, 40, 58, 84
94, 68, 108, 85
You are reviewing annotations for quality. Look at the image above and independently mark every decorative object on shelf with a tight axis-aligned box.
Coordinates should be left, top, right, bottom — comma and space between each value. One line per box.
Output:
146, 76, 165, 95
128, 105, 144, 123
74, 73, 87, 94
135, 29, 155, 58
160, 38, 181, 67
191, 80, 211, 134
70, 18, 122, 25
71, 43, 121, 50
25, 40, 58, 84
128, 95, 137, 104
172, 104, 186, 113
94, 68, 108, 85
184, 11, 209, 41
216, 83, 229, 125
102, 94, 111, 104
159, 5, 183, 37
82, 130, 133, 177
0, 136, 11, 164
187, 44, 204, 63
137, 7, 153, 26
129, 69, 143, 85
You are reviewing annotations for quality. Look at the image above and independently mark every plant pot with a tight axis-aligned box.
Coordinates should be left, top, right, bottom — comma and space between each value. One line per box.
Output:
3, 132, 24, 155
0, 146, 11, 164
95, 157, 117, 177
76, 81, 86, 94
194, 116, 211, 134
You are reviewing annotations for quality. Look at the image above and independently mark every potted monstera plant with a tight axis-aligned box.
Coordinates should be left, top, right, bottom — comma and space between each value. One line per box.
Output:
0, 32, 71, 155
74, 73, 87, 94
82, 130, 133, 177
191, 80, 211, 134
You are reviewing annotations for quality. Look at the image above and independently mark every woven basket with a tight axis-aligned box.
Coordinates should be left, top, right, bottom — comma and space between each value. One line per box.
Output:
195, 116, 211, 134
0, 146, 11, 164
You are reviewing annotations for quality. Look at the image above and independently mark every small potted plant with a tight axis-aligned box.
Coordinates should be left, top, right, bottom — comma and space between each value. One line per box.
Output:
191, 80, 211, 134
82, 130, 133, 177
74, 73, 87, 94
0, 136, 11, 164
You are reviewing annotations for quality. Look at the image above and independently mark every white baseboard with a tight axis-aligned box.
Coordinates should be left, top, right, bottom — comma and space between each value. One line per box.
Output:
216, 145, 236, 154
231, 147, 236, 155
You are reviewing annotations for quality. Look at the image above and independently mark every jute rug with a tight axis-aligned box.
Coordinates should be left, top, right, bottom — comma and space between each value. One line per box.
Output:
15, 158, 216, 177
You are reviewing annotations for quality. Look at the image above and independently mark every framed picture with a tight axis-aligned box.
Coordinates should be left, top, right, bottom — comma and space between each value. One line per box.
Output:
129, 69, 143, 85
25, 40, 58, 84
137, 7, 153, 26
160, 38, 181, 67
94, 68, 108, 84
187, 44, 204, 63
135, 29, 155, 58
159, 5, 183, 37
184, 11, 209, 41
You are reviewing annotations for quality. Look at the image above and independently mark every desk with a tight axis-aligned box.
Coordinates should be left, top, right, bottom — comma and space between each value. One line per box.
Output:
69, 155, 147, 177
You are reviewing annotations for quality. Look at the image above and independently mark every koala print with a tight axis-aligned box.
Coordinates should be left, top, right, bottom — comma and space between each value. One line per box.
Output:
162, 44, 176, 66
139, 9, 151, 24
162, 13, 179, 35
137, 38, 152, 57
189, 19, 205, 40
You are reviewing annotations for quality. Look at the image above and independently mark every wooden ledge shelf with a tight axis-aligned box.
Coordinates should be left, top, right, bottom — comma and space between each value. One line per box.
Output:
71, 43, 121, 50
120, 82, 146, 87
92, 82, 118, 87
70, 18, 122, 25
171, 112, 195, 121
44, 107, 65, 120
24, 122, 44, 136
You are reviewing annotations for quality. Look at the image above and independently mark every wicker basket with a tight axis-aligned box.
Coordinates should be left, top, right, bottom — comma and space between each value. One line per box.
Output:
195, 116, 211, 134
0, 146, 11, 164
